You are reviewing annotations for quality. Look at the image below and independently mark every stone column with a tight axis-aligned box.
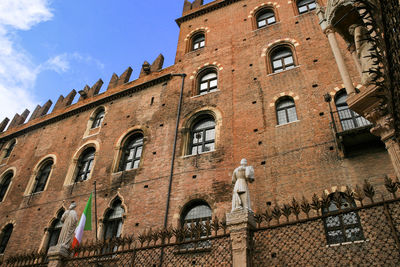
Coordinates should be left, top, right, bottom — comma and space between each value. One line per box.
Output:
316, 5, 356, 96
47, 245, 69, 267
385, 138, 400, 177
325, 28, 357, 96
226, 209, 256, 267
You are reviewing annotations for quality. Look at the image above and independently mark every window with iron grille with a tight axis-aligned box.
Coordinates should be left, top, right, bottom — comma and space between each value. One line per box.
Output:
0, 224, 13, 254
75, 147, 95, 183
181, 201, 212, 248
32, 160, 53, 193
276, 97, 297, 125
198, 70, 218, 95
256, 9, 276, 28
0, 172, 12, 202
297, 0, 316, 14
119, 133, 143, 171
104, 199, 124, 241
190, 117, 216, 155
91, 109, 105, 129
270, 46, 295, 73
47, 210, 64, 252
192, 33, 205, 51
4, 140, 16, 159
335, 91, 371, 131
322, 194, 364, 244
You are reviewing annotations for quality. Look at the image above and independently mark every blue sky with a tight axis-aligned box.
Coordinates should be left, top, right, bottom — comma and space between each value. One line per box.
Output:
0, 0, 214, 121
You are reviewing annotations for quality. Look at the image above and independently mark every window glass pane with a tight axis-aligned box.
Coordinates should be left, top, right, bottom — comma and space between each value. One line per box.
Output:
287, 107, 297, 122
284, 56, 294, 65
204, 143, 215, 152
133, 160, 140, 169
200, 41, 205, 47
327, 230, 345, 243
273, 60, 282, 69
267, 17, 276, 24
277, 99, 294, 109
299, 6, 307, 13
325, 215, 340, 227
136, 146, 142, 158
210, 80, 217, 88
193, 131, 203, 143
205, 129, 215, 141
202, 72, 217, 81
193, 119, 215, 130
200, 82, 208, 90
346, 227, 362, 241
125, 162, 132, 171
258, 20, 266, 27
277, 110, 287, 124
184, 205, 212, 221
194, 43, 199, 50
308, 2, 316, 9
192, 145, 202, 154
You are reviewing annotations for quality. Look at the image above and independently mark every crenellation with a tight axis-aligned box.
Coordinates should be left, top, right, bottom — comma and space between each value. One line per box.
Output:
107, 67, 133, 90
53, 89, 77, 111
78, 79, 104, 101
29, 100, 53, 121
0, 118, 10, 132
8, 109, 30, 129
182, 0, 204, 14
139, 54, 164, 78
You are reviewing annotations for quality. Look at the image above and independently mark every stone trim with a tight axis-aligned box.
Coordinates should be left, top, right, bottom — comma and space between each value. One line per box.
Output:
24, 154, 57, 196
269, 92, 300, 107
63, 141, 100, 186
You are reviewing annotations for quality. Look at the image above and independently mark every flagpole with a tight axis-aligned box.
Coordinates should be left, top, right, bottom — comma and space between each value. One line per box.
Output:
94, 180, 98, 241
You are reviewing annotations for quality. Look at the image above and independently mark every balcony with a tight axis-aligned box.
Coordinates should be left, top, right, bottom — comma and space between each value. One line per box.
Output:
329, 107, 383, 156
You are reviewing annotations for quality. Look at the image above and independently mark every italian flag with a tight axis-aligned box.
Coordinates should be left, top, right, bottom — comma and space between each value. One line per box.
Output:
71, 193, 92, 250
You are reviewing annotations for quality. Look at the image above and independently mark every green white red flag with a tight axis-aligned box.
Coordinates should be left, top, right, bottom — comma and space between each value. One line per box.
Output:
71, 193, 92, 250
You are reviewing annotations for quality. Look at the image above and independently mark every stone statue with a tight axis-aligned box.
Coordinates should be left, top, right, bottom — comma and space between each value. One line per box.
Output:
57, 202, 78, 248
231, 159, 254, 212
349, 24, 377, 85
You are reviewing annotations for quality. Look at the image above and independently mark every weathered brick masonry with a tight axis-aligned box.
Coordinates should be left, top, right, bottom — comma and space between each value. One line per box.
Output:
0, 0, 395, 257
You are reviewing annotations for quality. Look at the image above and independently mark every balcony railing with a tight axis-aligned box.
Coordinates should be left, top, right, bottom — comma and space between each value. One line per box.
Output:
331, 107, 372, 133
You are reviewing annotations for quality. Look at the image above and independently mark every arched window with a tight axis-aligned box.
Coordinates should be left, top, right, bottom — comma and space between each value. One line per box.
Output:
335, 91, 370, 131
119, 133, 144, 171
192, 33, 205, 51
0, 224, 13, 254
198, 70, 218, 95
256, 9, 276, 28
276, 97, 298, 125
190, 116, 216, 155
322, 193, 364, 244
0, 172, 13, 202
270, 46, 295, 73
91, 109, 105, 129
75, 147, 95, 183
32, 160, 53, 193
181, 202, 212, 227
103, 199, 124, 240
4, 140, 16, 159
181, 201, 212, 247
297, 0, 316, 14
47, 209, 64, 251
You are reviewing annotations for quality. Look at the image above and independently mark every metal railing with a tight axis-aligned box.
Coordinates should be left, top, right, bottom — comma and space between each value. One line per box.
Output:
330, 107, 372, 133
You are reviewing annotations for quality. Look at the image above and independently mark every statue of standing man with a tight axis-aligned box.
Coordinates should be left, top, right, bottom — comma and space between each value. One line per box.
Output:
232, 159, 254, 212
57, 202, 78, 248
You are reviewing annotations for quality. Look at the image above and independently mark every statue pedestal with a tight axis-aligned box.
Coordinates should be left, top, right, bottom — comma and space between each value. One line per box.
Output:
226, 209, 256, 267
47, 245, 70, 267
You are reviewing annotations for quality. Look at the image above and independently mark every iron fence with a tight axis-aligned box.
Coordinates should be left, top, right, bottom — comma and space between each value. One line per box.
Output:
252, 177, 400, 266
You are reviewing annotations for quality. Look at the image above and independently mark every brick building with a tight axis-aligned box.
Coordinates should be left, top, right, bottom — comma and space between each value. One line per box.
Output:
0, 0, 398, 264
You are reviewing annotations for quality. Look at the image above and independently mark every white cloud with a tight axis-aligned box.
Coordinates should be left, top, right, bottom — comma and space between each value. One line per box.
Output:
40, 54, 71, 74
0, 0, 53, 122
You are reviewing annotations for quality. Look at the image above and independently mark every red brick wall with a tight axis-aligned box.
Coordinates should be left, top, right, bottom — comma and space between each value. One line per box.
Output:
0, 0, 394, 256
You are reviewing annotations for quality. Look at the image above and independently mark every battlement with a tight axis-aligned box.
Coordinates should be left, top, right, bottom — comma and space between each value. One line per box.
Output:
0, 54, 166, 135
